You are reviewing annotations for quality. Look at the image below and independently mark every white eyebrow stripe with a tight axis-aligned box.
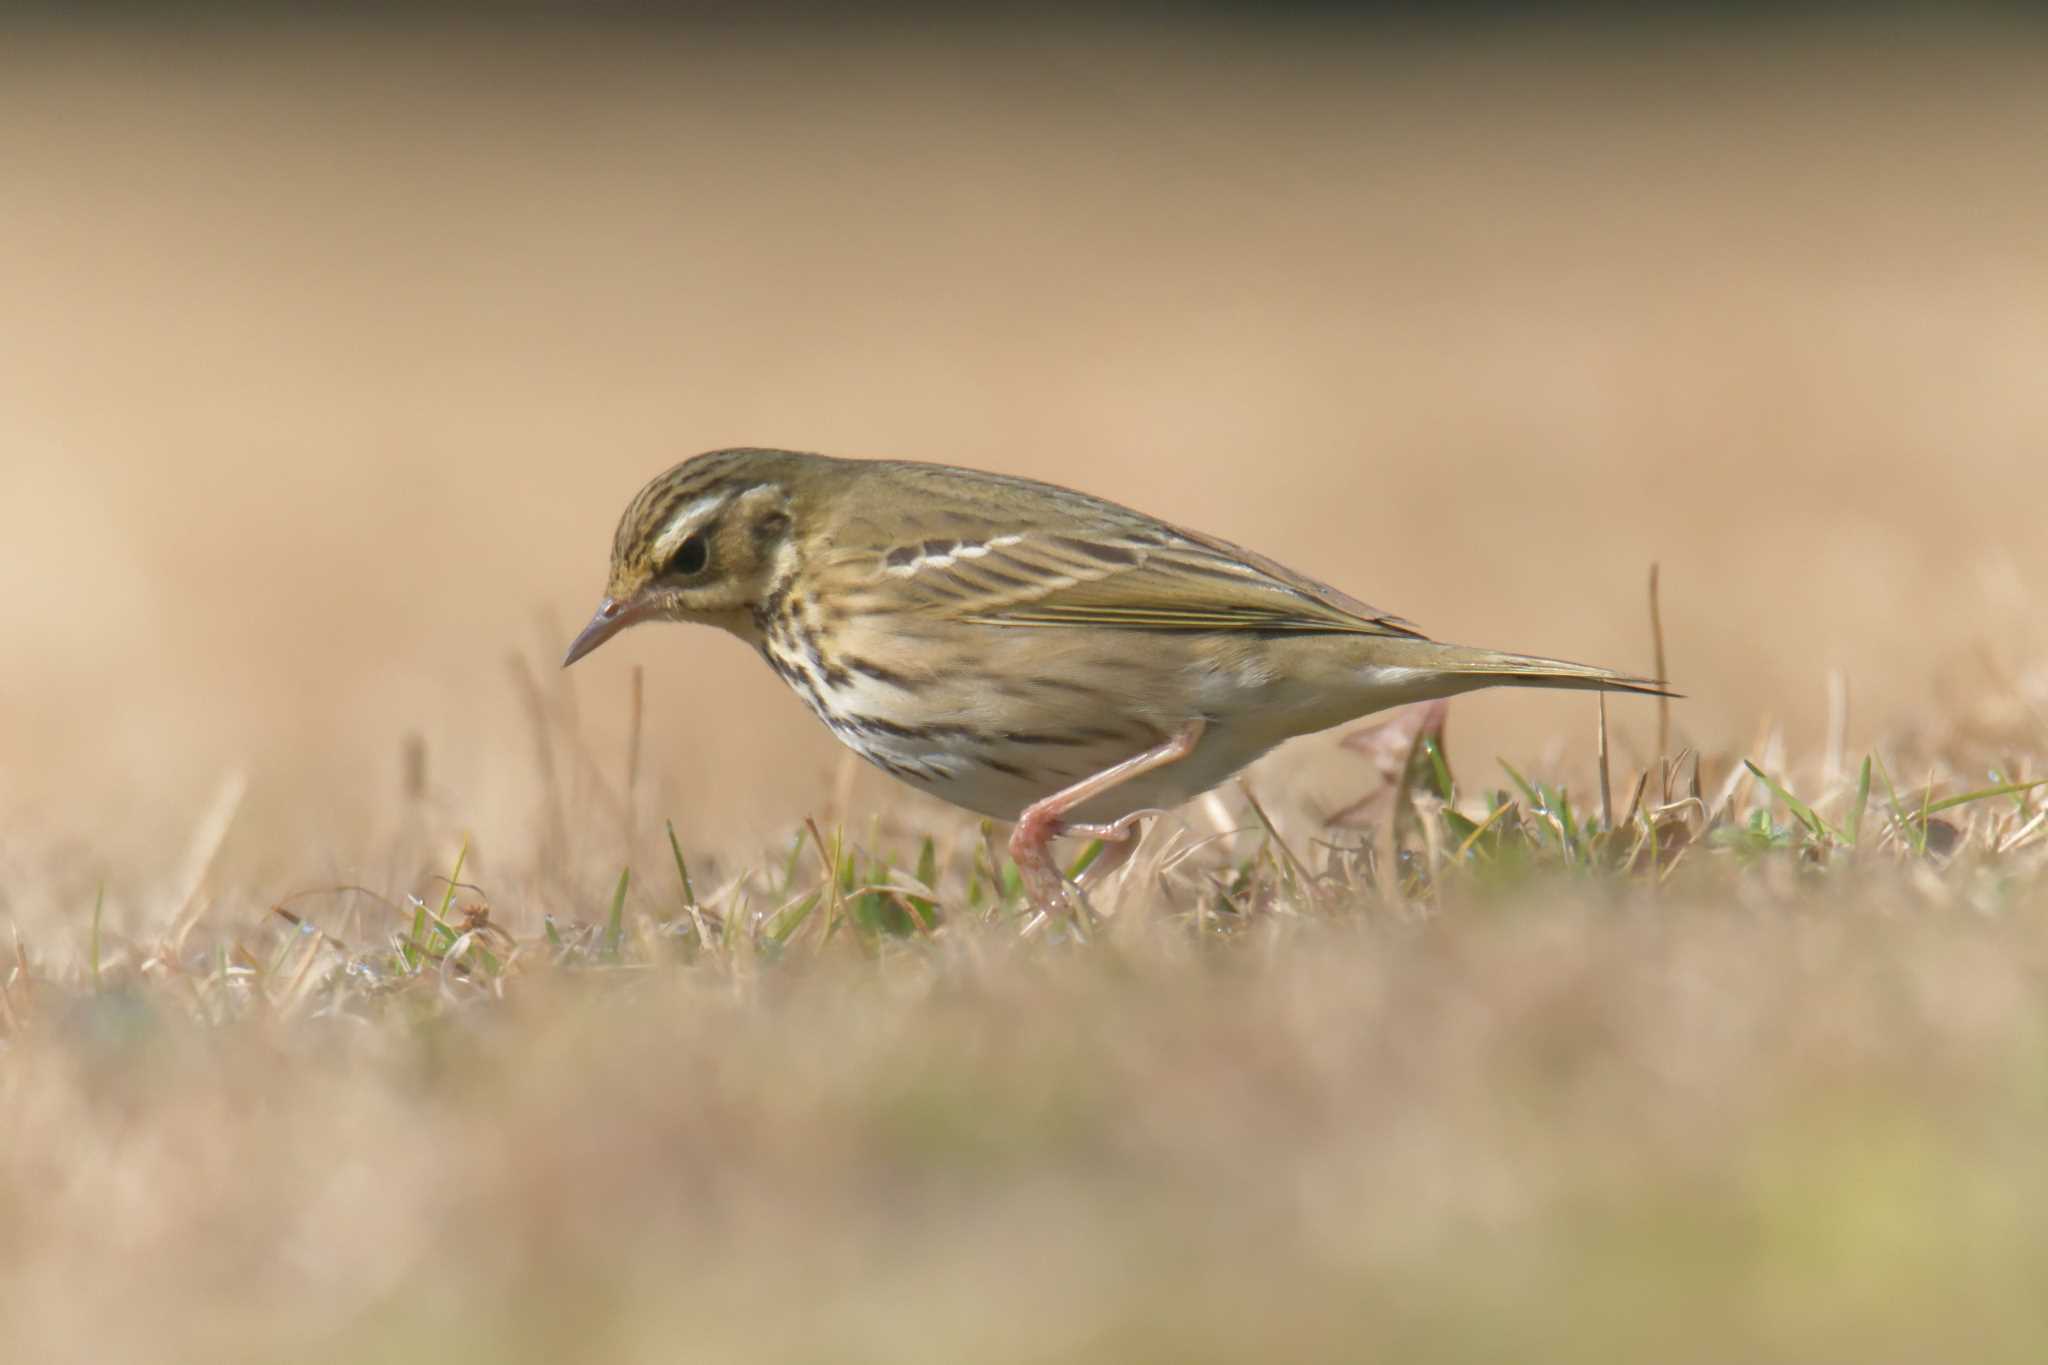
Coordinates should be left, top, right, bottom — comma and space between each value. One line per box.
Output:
651, 491, 737, 562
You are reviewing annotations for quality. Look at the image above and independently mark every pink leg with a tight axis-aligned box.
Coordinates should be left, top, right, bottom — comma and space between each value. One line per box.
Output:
1008, 720, 1205, 913
1074, 820, 1144, 888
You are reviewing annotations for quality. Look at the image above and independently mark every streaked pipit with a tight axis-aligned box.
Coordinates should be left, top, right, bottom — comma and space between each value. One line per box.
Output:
566, 448, 1670, 911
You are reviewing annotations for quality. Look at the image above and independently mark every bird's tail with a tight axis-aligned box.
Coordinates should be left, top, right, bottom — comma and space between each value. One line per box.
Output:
1397, 642, 1677, 699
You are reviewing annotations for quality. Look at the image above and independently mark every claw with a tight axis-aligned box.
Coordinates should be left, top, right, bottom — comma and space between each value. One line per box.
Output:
1006, 724, 1205, 923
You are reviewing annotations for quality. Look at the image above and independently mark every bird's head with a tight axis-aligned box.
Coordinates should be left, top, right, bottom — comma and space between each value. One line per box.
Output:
563, 448, 814, 667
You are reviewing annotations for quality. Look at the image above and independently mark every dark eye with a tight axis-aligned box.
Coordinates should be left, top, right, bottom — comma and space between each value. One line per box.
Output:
667, 533, 708, 577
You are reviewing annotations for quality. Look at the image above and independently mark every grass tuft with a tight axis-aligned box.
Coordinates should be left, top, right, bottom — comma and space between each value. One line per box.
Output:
5, 655, 2046, 1363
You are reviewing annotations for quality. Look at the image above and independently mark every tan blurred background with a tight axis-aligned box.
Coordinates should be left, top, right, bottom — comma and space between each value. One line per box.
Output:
3, 13, 2044, 868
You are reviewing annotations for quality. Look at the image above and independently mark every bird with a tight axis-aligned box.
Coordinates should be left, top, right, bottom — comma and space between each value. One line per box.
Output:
564, 448, 1671, 913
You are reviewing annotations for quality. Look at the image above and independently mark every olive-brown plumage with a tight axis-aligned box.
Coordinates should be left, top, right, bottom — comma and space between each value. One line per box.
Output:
567, 448, 1671, 910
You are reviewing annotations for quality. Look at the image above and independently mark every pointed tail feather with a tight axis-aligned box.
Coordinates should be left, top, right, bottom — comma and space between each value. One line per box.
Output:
1400, 643, 1678, 699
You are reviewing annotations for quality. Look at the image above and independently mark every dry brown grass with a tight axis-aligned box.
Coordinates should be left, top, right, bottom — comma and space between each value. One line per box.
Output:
5, 630, 2045, 1362
4, 14, 2048, 1362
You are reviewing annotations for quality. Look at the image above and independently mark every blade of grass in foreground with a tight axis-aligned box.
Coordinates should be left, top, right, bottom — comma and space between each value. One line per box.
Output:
1451, 801, 1514, 862
908, 837, 940, 926
1919, 778, 2046, 818
766, 891, 820, 946
1497, 759, 1558, 856
435, 837, 468, 922
1872, 754, 1922, 856
1743, 761, 1842, 845
403, 837, 471, 970
666, 820, 698, 909
604, 866, 630, 961
1845, 755, 1872, 849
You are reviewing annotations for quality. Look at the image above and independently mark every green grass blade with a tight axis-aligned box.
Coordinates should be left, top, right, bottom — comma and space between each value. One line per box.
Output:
666, 820, 698, 908
1498, 760, 1560, 852
779, 831, 806, 896
1743, 761, 1842, 844
405, 900, 428, 970
1845, 755, 1872, 848
904, 837, 940, 924
1450, 801, 1512, 862
1555, 787, 1580, 850
1390, 707, 1450, 860
1499, 760, 1544, 814
1921, 778, 2047, 818
1871, 753, 1920, 855
604, 865, 630, 961
1440, 806, 1480, 846
766, 891, 820, 945
435, 837, 468, 921
1422, 737, 1455, 802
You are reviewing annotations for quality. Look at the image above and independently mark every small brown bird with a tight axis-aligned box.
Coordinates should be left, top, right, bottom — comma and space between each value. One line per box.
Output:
566, 449, 1669, 910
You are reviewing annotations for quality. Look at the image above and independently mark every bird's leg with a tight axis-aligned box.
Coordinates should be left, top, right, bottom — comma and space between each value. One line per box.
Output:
1009, 720, 1205, 916
1073, 815, 1147, 888
1018, 813, 1153, 938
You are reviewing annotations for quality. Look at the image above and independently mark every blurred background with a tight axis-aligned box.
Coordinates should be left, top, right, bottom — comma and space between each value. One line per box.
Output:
3, 5, 2044, 871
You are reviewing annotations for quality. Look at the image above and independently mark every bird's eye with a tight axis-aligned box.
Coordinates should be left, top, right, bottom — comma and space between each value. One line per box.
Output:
668, 533, 709, 577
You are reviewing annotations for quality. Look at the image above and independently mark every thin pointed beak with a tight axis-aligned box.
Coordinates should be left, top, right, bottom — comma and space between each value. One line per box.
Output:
562, 595, 647, 668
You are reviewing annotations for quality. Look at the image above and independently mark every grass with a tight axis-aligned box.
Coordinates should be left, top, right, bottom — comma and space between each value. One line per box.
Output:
2, 648, 2046, 1365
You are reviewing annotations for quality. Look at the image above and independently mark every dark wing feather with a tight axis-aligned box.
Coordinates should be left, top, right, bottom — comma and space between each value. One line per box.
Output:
949, 523, 1425, 639
830, 459, 1429, 640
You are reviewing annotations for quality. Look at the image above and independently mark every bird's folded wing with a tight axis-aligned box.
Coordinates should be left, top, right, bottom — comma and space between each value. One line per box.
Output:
886, 522, 1427, 639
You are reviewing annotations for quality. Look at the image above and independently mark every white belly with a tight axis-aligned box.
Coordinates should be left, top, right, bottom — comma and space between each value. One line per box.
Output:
816, 703, 1290, 826
761, 621, 1431, 828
